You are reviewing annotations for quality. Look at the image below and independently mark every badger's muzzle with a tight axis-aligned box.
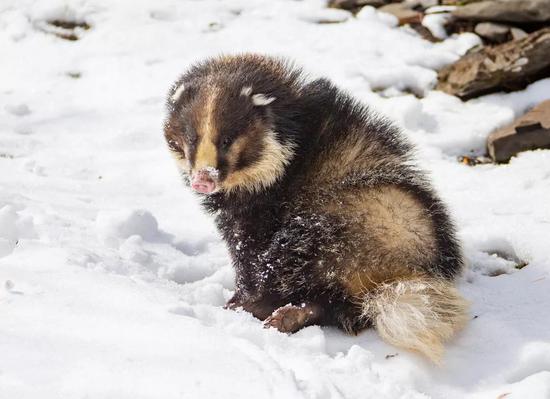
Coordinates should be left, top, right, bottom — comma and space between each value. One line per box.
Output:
191, 168, 218, 194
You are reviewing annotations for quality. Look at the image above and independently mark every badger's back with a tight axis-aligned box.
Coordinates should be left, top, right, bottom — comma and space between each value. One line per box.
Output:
289, 77, 468, 362
284, 77, 464, 282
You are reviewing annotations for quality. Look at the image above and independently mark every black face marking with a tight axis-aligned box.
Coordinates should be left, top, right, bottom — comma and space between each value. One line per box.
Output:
216, 156, 229, 182
216, 97, 257, 143
183, 124, 198, 148
236, 130, 264, 170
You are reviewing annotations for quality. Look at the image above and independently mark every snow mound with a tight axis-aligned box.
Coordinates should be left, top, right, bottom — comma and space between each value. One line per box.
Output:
0, 205, 37, 258
507, 342, 550, 384
96, 209, 173, 246
298, 8, 351, 24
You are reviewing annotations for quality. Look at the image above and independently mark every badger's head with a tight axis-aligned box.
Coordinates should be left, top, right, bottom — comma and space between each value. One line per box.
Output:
164, 80, 295, 195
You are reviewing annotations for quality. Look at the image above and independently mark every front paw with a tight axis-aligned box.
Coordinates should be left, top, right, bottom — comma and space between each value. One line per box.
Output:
264, 304, 310, 333
224, 297, 277, 321
224, 292, 246, 310
224, 299, 240, 310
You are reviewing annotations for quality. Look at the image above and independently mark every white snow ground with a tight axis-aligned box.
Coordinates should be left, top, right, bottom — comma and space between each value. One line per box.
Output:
1, 0, 550, 398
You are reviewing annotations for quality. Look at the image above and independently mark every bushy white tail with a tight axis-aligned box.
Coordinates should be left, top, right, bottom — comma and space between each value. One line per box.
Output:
361, 277, 469, 364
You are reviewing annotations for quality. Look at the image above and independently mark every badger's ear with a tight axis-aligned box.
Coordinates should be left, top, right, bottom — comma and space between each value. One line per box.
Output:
240, 86, 253, 97
251, 93, 276, 106
240, 86, 276, 106
170, 82, 186, 103
170, 81, 198, 107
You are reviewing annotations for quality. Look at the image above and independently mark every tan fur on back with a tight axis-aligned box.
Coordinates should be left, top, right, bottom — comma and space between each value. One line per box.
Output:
361, 277, 469, 364
297, 126, 467, 364
317, 184, 437, 298
360, 186, 437, 257
309, 130, 404, 185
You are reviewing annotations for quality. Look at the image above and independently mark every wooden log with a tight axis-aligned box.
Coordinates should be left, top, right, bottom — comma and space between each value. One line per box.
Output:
487, 100, 550, 162
436, 28, 550, 100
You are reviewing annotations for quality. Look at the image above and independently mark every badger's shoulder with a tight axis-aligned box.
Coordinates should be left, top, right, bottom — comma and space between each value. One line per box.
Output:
292, 79, 416, 190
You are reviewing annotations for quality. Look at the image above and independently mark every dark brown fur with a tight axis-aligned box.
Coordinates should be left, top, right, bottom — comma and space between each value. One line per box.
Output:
164, 54, 468, 362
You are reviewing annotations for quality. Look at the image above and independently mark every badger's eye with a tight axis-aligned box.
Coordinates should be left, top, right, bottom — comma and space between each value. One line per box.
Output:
167, 139, 179, 152
221, 137, 232, 150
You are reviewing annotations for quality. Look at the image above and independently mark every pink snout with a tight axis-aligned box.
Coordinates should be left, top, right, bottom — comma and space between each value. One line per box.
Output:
191, 169, 217, 194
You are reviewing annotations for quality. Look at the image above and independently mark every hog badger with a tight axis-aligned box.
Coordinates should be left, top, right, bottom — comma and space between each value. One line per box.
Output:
164, 54, 468, 363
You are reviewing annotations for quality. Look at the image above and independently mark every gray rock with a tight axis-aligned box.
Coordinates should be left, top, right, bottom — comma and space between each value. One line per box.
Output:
359, 0, 391, 6
419, 0, 439, 8
404, 0, 439, 9
474, 22, 510, 43
487, 100, 550, 162
510, 27, 528, 40
328, 0, 387, 11
442, 0, 482, 4
437, 28, 550, 100
453, 0, 550, 24
409, 22, 441, 42
379, 3, 423, 25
